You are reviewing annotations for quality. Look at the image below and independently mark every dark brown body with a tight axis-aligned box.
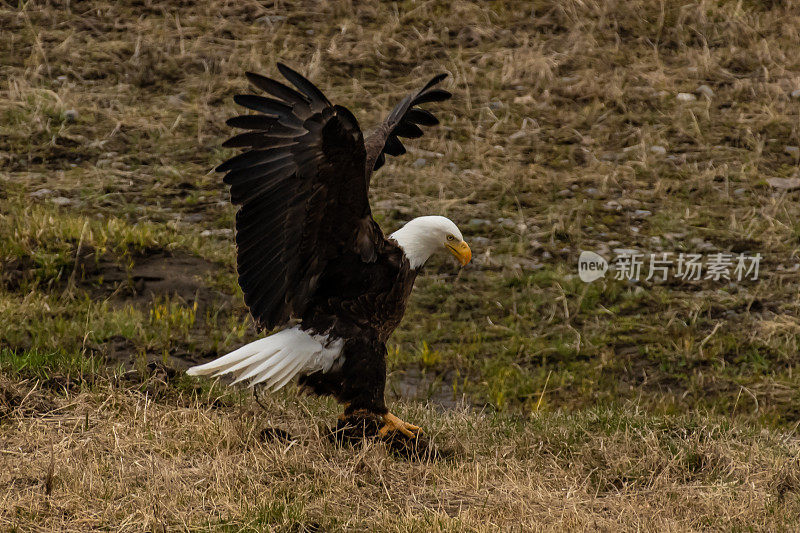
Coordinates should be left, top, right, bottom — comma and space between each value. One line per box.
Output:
298, 236, 418, 415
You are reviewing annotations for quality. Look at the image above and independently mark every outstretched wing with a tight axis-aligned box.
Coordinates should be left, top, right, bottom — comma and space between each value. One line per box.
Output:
219, 63, 381, 330
364, 74, 451, 175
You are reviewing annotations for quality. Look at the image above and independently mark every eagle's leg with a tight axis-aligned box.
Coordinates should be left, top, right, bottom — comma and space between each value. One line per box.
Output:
327, 339, 422, 440
338, 409, 421, 439
378, 412, 420, 438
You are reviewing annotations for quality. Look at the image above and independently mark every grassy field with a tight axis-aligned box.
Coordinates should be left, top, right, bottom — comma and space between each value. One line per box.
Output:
3, 0, 800, 529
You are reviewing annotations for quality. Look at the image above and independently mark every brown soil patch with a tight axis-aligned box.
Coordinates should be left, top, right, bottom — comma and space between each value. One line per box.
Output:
2, 247, 224, 306
0, 377, 55, 420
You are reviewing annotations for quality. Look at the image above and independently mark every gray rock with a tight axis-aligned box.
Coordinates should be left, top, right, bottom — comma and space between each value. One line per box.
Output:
784, 146, 800, 157
29, 188, 55, 198
374, 199, 397, 210
619, 198, 641, 208
472, 236, 490, 246
613, 248, 639, 255
373, 200, 413, 216
734, 188, 746, 195
488, 100, 502, 110
469, 218, 491, 227
766, 177, 800, 190
650, 145, 666, 155
168, 94, 187, 106
496, 217, 516, 228
556, 189, 573, 198
676, 92, 697, 102
508, 130, 530, 141
791, 89, 800, 99
633, 209, 652, 218
509, 257, 541, 270
256, 14, 286, 25
64, 109, 78, 122
696, 85, 714, 99
200, 228, 233, 237
594, 243, 611, 257
412, 157, 427, 168
689, 237, 715, 251
600, 152, 623, 162
51, 196, 72, 206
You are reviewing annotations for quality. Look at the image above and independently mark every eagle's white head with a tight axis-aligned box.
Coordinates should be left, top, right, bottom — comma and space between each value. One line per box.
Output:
390, 215, 471, 269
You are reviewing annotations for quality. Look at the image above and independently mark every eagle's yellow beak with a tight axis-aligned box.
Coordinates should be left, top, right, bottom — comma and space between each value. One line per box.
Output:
446, 240, 472, 266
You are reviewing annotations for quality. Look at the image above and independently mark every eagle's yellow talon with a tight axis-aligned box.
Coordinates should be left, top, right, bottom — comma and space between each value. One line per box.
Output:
379, 412, 421, 438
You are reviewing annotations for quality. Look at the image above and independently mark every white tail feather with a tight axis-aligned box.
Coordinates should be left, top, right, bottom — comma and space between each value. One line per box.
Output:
186, 326, 344, 391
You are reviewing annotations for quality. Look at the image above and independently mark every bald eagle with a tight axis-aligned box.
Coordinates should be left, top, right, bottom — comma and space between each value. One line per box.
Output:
187, 64, 470, 439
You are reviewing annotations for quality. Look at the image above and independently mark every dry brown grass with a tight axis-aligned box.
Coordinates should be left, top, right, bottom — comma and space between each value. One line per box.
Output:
4, 0, 800, 529
2, 377, 800, 531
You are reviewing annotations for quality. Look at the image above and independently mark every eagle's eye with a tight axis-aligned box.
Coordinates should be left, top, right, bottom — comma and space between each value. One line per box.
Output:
446, 234, 456, 241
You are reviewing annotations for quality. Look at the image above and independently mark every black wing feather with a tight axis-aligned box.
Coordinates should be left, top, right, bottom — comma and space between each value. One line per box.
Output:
216, 147, 292, 173
222, 132, 296, 149
245, 71, 313, 117
419, 73, 448, 93
383, 136, 406, 156
217, 64, 381, 330
232, 95, 304, 128
225, 115, 301, 135
405, 108, 439, 126
276, 63, 331, 112
393, 122, 424, 139
413, 88, 452, 105
364, 73, 451, 173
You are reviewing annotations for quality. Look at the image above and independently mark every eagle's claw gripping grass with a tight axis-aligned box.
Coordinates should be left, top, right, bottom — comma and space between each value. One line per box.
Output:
378, 413, 421, 439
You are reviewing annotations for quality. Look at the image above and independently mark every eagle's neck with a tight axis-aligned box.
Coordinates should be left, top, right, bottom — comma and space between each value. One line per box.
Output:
390, 222, 438, 269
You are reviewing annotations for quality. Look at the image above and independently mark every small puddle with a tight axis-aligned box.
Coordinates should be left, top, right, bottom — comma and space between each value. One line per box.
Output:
387, 366, 470, 410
